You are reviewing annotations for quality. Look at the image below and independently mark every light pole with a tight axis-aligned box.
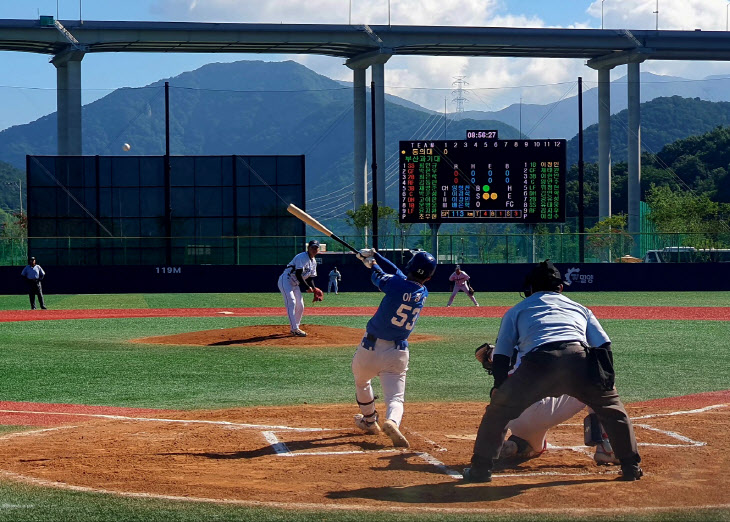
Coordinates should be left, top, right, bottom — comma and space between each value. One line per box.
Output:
727, 2, 729, 31
654, 0, 659, 30
602, 0, 605, 29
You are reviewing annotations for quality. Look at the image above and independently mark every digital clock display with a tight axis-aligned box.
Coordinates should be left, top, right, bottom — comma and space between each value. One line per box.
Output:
466, 130, 498, 140
399, 136, 566, 224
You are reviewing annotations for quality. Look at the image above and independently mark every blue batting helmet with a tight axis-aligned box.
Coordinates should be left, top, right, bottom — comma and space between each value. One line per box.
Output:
405, 251, 437, 280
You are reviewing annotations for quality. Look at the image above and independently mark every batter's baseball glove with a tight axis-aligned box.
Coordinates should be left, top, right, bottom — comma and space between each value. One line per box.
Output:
312, 287, 324, 302
475, 342, 495, 374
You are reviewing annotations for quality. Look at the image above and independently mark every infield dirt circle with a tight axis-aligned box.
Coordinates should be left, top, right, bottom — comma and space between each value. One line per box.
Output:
0, 323, 728, 514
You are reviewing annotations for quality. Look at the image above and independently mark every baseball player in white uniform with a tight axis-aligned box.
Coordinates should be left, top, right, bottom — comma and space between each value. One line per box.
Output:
447, 265, 479, 306
278, 240, 321, 337
328, 267, 341, 294
478, 344, 618, 464
501, 395, 619, 465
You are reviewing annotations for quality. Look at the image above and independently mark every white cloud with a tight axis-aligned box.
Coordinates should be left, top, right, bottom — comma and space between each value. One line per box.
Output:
587, 0, 730, 31
150, 0, 501, 25
142, 0, 730, 113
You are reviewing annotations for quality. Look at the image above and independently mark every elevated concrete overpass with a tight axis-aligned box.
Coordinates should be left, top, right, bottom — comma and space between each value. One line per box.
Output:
3, 18, 730, 251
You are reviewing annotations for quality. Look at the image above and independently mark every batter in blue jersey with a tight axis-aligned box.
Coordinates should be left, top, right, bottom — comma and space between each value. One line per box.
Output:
351, 249, 437, 448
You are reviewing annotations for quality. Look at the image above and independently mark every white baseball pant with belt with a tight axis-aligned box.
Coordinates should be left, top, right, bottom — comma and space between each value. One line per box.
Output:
351, 336, 409, 426
278, 272, 305, 331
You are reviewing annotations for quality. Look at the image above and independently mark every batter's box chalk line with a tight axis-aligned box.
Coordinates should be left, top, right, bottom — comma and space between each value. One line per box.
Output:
3, 403, 725, 483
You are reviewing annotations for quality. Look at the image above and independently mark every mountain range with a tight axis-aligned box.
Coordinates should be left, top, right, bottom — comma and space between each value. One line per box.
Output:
2, 60, 730, 219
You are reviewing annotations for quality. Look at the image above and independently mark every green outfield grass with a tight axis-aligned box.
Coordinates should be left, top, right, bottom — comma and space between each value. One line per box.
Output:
0, 292, 728, 521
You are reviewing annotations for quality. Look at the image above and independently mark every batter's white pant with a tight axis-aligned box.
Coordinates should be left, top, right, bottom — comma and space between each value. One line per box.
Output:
447, 285, 479, 306
351, 337, 409, 427
328, 279, 339, 294
278, 273, 305, 331
506, 395, 586, 451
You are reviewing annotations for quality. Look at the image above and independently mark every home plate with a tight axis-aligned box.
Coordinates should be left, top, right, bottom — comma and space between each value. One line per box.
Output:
446, 434, 476, 440
217, 311, 234, 315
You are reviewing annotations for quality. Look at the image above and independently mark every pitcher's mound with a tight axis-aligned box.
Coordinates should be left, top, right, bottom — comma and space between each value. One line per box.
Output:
132, 325, 441, 348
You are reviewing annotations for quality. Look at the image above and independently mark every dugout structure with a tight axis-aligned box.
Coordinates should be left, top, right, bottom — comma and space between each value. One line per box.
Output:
26, 155, 305, 265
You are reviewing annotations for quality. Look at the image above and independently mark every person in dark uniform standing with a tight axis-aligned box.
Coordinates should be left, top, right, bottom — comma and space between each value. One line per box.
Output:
21, 256, 47, 310
463, 260, 642, 483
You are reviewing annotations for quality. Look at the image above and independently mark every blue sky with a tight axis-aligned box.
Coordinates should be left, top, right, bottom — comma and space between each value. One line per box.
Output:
2, 0, 730, 131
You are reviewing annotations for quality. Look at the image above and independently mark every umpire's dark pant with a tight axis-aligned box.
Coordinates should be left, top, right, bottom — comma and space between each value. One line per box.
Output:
471, 342, 640, 470
26, 279, 45, 309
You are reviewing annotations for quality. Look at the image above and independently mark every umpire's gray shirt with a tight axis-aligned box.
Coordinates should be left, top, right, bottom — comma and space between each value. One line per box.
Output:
494, 291, 610, 359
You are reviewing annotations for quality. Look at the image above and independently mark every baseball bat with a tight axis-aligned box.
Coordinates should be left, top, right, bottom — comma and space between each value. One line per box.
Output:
286, 204, 359, 254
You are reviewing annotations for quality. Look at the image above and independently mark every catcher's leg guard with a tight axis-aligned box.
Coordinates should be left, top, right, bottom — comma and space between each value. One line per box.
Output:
584, 413, 604, 446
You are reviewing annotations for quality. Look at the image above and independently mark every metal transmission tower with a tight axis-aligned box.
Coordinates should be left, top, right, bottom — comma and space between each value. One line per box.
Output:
451, 76, 468, 118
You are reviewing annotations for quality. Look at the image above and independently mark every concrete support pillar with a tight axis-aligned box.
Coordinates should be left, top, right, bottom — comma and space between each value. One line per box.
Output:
597, 67, 612, 220
353, 67, 368, 210
627, 62, 641, 256
53, 53, 84, 155
372, 62, 386, 206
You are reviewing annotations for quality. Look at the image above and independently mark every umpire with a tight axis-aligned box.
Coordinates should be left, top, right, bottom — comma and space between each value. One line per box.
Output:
20, 256, 47, 310
464, 260, 642, 482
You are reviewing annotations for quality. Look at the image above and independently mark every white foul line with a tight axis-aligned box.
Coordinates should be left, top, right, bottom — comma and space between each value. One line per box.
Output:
414, 451, 463, 479
631, 403, 729, 420
633, 424, 706, 446
0, 409, 332, 432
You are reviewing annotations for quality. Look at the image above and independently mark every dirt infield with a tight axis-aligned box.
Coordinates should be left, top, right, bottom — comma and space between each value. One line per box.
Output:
0, 306, 727, 514
1, 305, 729, 323
0, 392, 728, 513
131, 324, 441, 347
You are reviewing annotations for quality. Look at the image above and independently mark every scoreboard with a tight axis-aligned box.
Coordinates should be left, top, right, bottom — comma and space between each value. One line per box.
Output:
399, 132, 566, 224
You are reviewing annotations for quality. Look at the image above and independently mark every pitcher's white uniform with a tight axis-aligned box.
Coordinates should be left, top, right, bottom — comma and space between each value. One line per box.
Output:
278, 251, 317, 332
447, 268, 479, 306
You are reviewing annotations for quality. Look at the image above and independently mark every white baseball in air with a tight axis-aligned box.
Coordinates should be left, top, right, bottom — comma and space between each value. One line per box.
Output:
122, 143, 131, 152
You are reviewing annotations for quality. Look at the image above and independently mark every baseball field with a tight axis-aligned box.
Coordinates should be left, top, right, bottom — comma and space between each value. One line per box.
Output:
0, 290, 728, 522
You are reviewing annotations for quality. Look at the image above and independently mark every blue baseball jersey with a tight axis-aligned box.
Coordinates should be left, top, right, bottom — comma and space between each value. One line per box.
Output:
366, 254, 428, 342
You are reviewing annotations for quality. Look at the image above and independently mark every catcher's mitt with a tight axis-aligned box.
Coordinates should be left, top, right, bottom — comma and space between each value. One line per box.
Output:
474, 342, 495, 374
312, 287, 324, 302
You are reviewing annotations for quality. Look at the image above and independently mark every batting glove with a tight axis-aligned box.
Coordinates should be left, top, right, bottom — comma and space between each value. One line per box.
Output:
356, 254, 376, 268
358, 248, 376, 258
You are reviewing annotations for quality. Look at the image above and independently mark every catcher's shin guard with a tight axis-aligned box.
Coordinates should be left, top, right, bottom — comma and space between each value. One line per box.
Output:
583, 413, 604, 446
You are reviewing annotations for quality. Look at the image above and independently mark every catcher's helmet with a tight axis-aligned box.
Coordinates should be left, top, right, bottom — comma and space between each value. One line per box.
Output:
405, 251, 437, 280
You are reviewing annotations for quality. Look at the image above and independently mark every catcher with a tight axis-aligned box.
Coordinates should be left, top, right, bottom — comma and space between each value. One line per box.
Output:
447, 265, 479, 307
475, 342, 619, 465
277, 239, 323, 337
